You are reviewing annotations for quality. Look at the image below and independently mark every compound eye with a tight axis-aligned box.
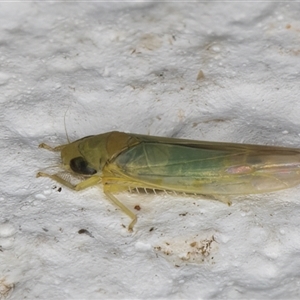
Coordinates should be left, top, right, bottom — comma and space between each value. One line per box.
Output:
70, 157, 97, 175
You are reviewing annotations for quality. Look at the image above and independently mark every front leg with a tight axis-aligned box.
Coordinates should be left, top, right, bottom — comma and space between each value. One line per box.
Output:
38, 143, 67, 152
36, 172, 101, 190
37, 172, 137, 231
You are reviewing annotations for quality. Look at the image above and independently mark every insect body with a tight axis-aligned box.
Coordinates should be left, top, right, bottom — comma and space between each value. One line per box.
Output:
37, 131, 300, 230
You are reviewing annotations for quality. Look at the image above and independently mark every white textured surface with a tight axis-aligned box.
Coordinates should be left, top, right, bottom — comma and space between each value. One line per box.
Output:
1, 2, 300, 299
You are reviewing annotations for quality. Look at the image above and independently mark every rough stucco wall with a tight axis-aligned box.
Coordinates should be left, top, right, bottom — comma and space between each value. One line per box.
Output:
1, 2, 300, 299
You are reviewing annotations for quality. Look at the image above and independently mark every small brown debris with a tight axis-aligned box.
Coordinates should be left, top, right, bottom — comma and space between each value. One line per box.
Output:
190, 242, 197, 247
134, 205, 141, 211
78, 229, 94, 238
197, 70, 205, 80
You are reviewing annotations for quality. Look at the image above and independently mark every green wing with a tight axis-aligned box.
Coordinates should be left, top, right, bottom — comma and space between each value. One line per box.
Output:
112, 139, 300, 195
115, 142, 238, 177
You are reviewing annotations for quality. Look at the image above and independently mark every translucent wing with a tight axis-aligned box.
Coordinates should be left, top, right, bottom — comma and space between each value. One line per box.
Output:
111, 139, 300, 195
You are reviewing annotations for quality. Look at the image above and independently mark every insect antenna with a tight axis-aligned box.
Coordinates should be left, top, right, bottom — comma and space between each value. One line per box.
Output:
64, 104, 71, 144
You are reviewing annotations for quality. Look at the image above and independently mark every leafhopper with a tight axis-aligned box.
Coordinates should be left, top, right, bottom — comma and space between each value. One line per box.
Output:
37, 131, 300, 231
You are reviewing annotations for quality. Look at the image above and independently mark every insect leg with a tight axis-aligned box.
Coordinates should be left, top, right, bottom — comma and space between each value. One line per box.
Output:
38, 143, 67, 152
74, 176, 101, 190
36, 172, 101, 190
212, 195, 232, 206
104, 190, 137, 232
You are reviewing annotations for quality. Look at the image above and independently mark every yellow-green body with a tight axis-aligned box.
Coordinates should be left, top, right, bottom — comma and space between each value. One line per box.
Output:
38, 131, 300, 230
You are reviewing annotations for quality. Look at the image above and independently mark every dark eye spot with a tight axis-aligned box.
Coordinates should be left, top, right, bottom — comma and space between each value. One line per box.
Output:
70, 157, 97, 175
